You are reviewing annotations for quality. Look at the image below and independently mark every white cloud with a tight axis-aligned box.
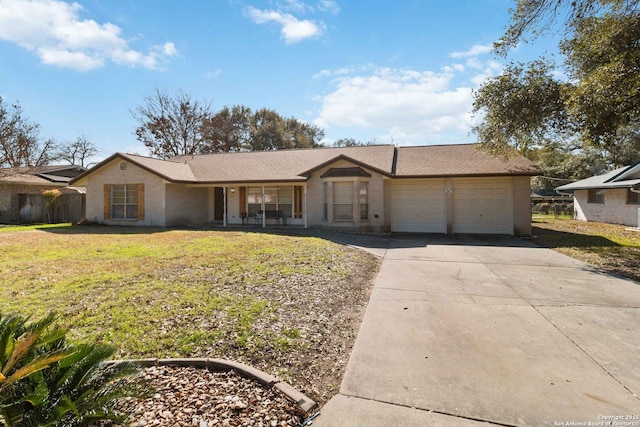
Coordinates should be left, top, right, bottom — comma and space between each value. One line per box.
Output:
312, 66, 355, 79
450, 44, 493, 58
205, 68, 222, 79
314, 68, 473, 142
245, 6, 325, 43
313, 48, 505, 144
280, 0, 314, 13
161, 42, 178, 57
0, 0, 178, 71
318, 0, 340, 14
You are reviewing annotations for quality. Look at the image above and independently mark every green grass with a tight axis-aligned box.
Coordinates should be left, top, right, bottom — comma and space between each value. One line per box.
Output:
0, 222, 73, 232
0, 225, 381, 404
0, 226, 375, 360
532, 218, 640, 281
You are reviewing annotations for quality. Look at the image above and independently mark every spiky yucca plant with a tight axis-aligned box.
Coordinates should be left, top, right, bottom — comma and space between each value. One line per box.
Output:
0, 311, 146, 427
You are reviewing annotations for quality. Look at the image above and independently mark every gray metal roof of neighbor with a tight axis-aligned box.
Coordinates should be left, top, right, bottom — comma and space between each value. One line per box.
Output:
556, 163, 640, 191
71, 144, 540, 185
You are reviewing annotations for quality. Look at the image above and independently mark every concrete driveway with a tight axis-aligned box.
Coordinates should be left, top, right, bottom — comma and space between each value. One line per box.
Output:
315, 235, 640, 426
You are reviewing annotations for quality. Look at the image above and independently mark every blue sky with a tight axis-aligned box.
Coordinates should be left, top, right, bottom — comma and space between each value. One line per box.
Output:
0, 0, 558, 161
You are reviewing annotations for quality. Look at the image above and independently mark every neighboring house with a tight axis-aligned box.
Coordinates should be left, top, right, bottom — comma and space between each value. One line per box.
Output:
556, 163, 640, 227
530, 189, 573, 203
70, 144, 540, 235
0, 165, 86, 224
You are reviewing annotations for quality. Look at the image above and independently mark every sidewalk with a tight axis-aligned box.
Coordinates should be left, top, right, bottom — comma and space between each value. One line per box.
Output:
313, 235, 640, 426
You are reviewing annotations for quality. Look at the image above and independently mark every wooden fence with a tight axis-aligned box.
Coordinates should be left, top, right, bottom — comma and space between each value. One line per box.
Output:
18, 193, 85, 224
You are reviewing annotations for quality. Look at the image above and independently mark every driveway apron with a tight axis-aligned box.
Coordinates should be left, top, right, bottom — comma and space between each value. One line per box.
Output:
315, 235, 640, 426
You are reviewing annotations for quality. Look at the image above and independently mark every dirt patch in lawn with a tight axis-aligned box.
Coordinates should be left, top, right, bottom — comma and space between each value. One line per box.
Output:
0, 226, 382, 406
532, 219, 640, 282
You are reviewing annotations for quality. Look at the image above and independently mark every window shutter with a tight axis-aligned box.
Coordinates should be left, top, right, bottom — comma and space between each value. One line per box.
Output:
239, 186, 247, 216
294, 186, 303, 218
137, 183, 145, 220
103, 184, 111, 220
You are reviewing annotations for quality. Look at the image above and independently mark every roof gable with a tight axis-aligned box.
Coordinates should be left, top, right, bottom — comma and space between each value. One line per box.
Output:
320, 167, 372, 178
70, 153, 196, 185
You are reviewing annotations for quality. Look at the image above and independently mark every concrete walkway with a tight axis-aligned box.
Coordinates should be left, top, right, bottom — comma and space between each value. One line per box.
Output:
314, 235, 640, 426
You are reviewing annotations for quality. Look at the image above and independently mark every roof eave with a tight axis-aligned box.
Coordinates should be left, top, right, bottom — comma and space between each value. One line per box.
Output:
394, 171, 541, 179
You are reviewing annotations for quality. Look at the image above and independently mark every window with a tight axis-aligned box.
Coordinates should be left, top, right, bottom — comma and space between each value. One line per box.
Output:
111, 184, 138, 219
276, 187, 293, 218
247, 186, 294, 218
360, 182, 368, 220
322, 182, 328, 220
334, 181, 353, 221
247, 187, 262, 217
587, 189, 604, 204
627, 188, 640, 205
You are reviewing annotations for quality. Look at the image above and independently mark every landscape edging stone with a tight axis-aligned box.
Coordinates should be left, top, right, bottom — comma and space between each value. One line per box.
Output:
107, 357, 317, 413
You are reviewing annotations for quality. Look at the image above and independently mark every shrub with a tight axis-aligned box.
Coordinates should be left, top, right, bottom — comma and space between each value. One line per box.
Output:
0, 311, 145, 427
42, 190, 62, 224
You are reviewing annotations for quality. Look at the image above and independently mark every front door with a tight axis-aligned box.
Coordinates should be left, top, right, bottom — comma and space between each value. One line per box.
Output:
214, 187, 224, 221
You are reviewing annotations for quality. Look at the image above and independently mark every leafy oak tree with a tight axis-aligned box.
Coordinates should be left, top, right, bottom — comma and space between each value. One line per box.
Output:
202, 106, 324, 152
473, 0, 640, 166
133, 91, 325, 158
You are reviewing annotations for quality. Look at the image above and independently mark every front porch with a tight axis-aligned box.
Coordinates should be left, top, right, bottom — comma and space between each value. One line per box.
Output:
199, 184, 308, 229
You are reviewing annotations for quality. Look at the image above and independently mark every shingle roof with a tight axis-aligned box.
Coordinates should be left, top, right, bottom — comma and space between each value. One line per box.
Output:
0, 165, 85, 185
71, 144, 540, 185
556, 163, 640, 191
118, 153, 197, 182
395, 144, 540, 177
173, 145, 396, 183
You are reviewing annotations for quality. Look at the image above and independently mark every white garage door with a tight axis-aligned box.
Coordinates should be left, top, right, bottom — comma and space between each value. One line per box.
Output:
453, 178, 512, 234
391, 179, 445, 233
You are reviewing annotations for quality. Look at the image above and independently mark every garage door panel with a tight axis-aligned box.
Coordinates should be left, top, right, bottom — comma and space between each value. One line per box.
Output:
391, 180, 445, 233
453, 178, 512, 234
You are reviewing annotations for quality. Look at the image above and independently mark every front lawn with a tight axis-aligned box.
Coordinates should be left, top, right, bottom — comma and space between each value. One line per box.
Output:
532, 218, 640, 282
0, 225, 380, 404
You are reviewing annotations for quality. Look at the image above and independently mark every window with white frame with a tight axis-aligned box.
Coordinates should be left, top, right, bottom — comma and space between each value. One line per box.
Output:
333, 181, 354, 221
322, 182, 328, 220
247, 187, 262, 216
111, 184, 138, 219
248, 186, 294, 218
360, 181, 368, 220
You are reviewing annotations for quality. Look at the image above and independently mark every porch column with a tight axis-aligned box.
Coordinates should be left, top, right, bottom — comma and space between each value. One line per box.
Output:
304, 185, 308, 228
223, 187, 227, 227
262, 186, 266, 228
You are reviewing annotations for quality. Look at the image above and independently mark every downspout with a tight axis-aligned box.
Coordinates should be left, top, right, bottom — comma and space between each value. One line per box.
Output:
262, 185, 266, 228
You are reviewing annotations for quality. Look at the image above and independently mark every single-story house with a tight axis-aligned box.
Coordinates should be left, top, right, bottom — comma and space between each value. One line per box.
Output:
0, 165, 86, 224
69, 144, 540, 235
556, 162, 640, 227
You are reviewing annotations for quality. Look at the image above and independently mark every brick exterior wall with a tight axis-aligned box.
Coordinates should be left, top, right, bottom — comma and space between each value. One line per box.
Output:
82, 158, 167, 226
305, 159, 387, 232
574, 188, 640, 227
